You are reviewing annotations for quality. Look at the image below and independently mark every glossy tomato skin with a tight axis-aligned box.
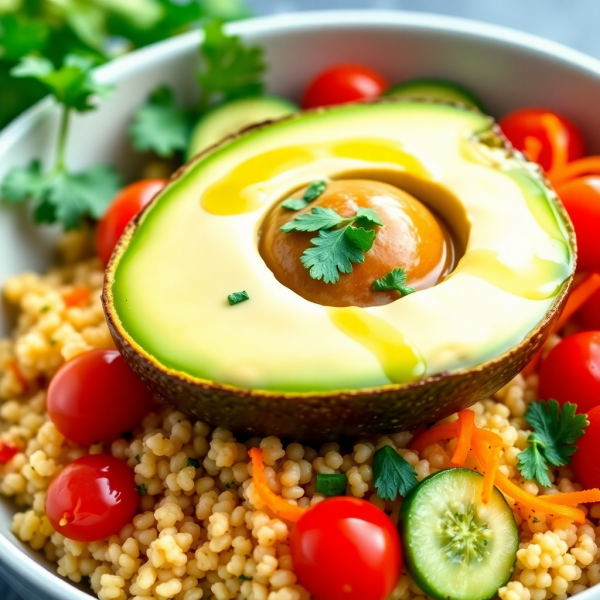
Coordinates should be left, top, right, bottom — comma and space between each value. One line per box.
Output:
538, 332, 600, 414
579, 288, 600, 331
303, 64, 388, 109
290, 496, 402, 600
46, 454, 139, 542
571, 405, 600, 489
96, 179, 166, 266
47, 349, 154, 446
556, 177, 600, 272
499, 108, 585, 171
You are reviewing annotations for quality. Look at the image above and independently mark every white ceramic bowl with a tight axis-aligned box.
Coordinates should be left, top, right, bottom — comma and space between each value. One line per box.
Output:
1, 10, 600, 600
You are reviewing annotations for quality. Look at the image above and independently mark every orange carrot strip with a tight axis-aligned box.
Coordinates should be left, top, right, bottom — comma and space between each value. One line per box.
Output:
62, 285, 91, 308
543, 489, 600, 506
451, 410, 475, 467
473, 428, 503, 448
481, 444, 502, 505
524, 136, 543, 164
541, 114, 568, 172
554, 273, 600, 331
410, 422, 459, 454
249, 448, 305, 523
471, 437, 585, 523
7, 359, 28, 392
548, 156, 600, 187
521, 350, 543, 377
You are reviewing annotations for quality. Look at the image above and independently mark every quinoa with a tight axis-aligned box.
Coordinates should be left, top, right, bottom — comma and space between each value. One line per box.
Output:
0, 232, 599, 600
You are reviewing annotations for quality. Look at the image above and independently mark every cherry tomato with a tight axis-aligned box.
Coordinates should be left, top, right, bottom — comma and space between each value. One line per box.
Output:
556, 177, 600, 272
571, 405, 600, 489
499, 108, 585, 171
579, 287, 600, 331
47, 349, 154, 446
538, 331, 600, 414
96, 179, 166, 266
46, 454, 139, 542
303, 64, 388, 109
290, 497, 402, 600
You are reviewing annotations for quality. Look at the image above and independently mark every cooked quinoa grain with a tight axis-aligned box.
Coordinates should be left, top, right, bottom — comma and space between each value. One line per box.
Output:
1, 240, 599, 600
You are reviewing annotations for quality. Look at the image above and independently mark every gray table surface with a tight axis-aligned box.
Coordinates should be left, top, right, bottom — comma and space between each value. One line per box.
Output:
2, 1, 599, 599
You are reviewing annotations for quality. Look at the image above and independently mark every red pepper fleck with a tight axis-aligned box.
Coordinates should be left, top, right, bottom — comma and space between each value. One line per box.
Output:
0, 441, 19, 464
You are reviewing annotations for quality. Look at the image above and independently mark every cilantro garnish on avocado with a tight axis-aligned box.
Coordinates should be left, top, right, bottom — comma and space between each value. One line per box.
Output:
373, 268, 416, 297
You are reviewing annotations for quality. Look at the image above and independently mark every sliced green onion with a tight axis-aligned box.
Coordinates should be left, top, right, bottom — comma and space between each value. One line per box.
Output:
316, 473, 347, 497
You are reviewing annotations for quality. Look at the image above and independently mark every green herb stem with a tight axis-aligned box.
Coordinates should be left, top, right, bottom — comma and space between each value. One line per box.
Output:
55, 106, 71, 173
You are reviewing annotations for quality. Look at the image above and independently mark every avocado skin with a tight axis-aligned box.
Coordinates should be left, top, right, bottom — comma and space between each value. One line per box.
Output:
102, 99, 576, 441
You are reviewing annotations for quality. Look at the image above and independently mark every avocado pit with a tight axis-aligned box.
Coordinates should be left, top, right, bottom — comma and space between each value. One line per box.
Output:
259, 179, 456, 307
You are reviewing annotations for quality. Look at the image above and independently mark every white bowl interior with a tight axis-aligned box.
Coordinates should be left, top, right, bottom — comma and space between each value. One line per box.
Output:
1, 10, 600, 600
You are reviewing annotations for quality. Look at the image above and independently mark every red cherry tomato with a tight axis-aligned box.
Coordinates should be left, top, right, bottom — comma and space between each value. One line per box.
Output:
579, 287, 600, 331
556, 177, 600, 272
96, 179, 166, 266
290, 497, 402, 600
303, 64, 388, 109
46, 454, 139, 542
47, 349, 154, 446
538, 331, 600, 414
499, 108, 585, 171
571, 405, 600, 489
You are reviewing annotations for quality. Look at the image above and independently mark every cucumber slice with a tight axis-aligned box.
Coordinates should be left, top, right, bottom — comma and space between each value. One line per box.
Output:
385, 78, 484, 111
187, 96, 298, 159
399, 468, 518, 600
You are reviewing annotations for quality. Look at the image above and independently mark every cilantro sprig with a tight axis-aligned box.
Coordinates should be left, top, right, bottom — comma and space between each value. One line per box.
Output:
129, 19, 265, 157
1, 53, 121, 229
517, 400, 589, 487
373, 268, 416, 297
373, 445, 419, 500
281, 180, 327, 211
281, 207, 383, 284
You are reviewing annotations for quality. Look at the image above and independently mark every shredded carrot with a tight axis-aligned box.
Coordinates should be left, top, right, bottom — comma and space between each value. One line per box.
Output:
471, 435, 585, 523
524, 136, 543, 163
410, 422, 458, 454
6, 359, 28, 392
450, 410, 475, 467
481, 444, 502, 505
548, 156, 600, 187
473, 428, 503, 448
541, 114, 569, 172
249, 448, 305, 523
554, 273, 600, 331
542, 489, 600, 506
62, 285, 91, 308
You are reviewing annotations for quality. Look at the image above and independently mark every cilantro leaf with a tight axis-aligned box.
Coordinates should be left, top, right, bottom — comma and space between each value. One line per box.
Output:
281, 207, 346, 233
517, 400, 589, 486
130, 85, 192, 157
373, 268, 416, 297
301, 227, 365, 284
517, 442, 552, 488
198, 19, 265, 110
373, 445, 419, 500
344, 226, 376, 253
281, 180, 327, 211
355, 207, 384, 227
11, 53, 111, 112
0, 14, 49, 61
227, 290, 249, 305
0, 161, 46, 203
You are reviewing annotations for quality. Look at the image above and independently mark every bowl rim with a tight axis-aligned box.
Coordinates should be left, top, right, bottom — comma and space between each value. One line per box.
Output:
2, 9, 600, 600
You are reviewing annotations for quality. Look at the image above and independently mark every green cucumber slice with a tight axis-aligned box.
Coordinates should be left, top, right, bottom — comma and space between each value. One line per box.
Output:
385, 78, 484, 111
187, 95, 298, 159
399, 468, 518, 600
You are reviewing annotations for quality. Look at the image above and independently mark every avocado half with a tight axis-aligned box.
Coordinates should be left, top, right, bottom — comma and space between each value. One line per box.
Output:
102, 99, 576, 440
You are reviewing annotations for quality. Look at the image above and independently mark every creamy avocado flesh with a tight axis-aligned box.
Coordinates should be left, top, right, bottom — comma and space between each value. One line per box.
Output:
109, 101, 573, 392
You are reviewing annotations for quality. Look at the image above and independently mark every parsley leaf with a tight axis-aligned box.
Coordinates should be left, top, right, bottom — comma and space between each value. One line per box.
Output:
517, 400, 589, 486
373, 445, 419, 500
227, 290, 249, 305
11, 53, 111, 112
281, 180, 328, 211
281, 207, 346, 233
301, 227, 366, 284
373, 268, 416, 297
198, 19, 266, 110
0, 14, 49, 61
344, 226, 376, 253
130, 85, 193, 157
315, 473, 347, 497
